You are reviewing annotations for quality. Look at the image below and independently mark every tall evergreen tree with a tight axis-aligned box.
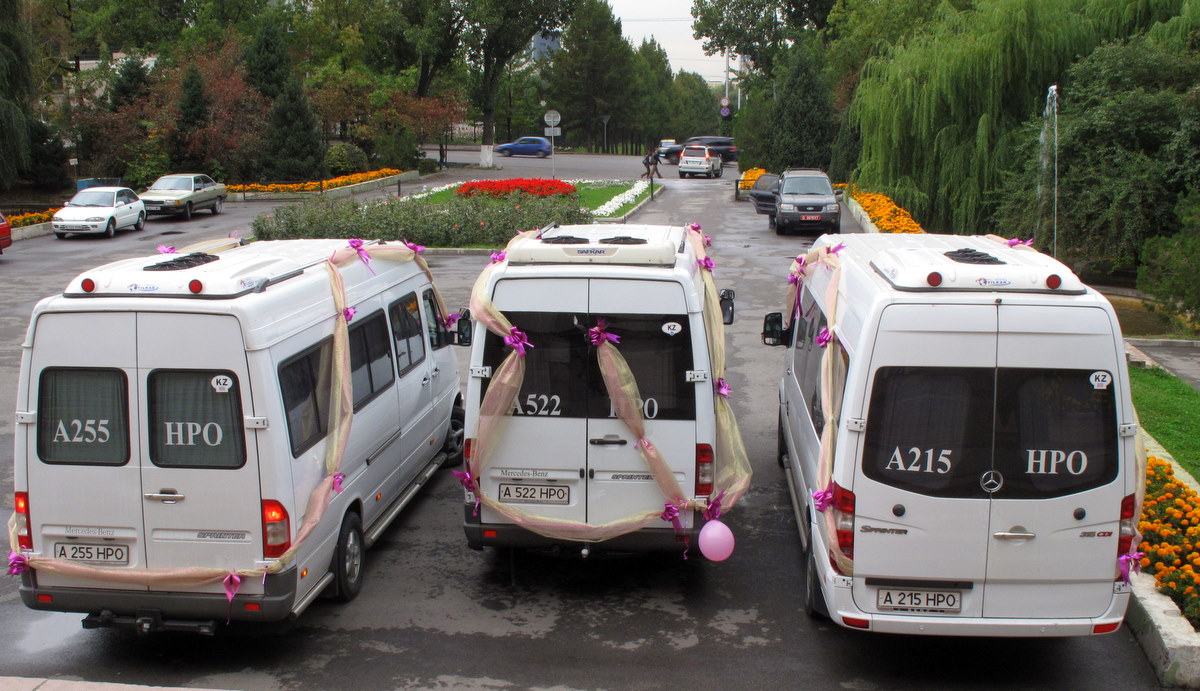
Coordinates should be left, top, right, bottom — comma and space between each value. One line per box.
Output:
764, 39, 835, 172
0, 0, 34, 190
264, 79, 325, 182
244, 13, 292, 100
631, 39, 674, 151
178, 65, 210, 133
110, 57, 150, 112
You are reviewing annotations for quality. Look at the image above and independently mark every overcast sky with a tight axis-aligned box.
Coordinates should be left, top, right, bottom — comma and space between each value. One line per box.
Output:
606, 0, 734, 82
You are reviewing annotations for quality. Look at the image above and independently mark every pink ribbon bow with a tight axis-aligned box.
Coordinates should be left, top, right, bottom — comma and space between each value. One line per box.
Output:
715, 378, 731, 397
1119, 551, 1144, 584
8, 551, 29, 576
332, 472, 346, 494
787, 273, 801, 286
347, 239, 375, 275
704, 234, 712, 247
1007, 237, 1034, 247
827, 243, 845, 256
704, 491, 726, 521
812, 488, 833, 512
661, 502, 688, 559
223, 573, 242, 624
587, 319, 620, 346
156, 244, 176, 254
452, 469, 480, 515
637, 437, 654, 451
816, 327, 833, 348
490, 250, 507, 264
504, 327, 532, 357
342, 307, 356, 322
688, 222, 702, 232
442, 313, 460, 329
698, 257, 715, 272
404, 240, 425, 254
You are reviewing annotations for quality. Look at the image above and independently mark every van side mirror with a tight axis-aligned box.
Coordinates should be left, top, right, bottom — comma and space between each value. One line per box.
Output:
835, 189, 844, 200
719, 288, 735, 325
762, 312, 790, 346
454, 308, 472, 346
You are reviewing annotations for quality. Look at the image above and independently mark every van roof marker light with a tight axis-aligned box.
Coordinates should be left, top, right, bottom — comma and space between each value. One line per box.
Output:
926, 272, 943, 287
188, 279, 203, 294
1046, 274, 1062, 290
81, 278, 95, 293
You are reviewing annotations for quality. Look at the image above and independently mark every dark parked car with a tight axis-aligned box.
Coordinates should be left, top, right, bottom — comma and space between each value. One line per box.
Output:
658, 136, 738, 164
496, 136, 552, 158
747, 168, 842, 235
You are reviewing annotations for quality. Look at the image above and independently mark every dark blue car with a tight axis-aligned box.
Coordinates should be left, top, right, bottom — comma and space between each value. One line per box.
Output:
496, 136, 552, 158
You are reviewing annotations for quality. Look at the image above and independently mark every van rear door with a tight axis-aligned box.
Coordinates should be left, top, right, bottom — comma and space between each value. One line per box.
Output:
137, 313, 264, 595
26, 313, 146, 591
984, 305, 1123, 618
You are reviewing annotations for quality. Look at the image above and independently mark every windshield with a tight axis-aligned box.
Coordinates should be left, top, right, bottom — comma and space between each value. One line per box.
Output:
150, 177, 193, 191
781, 177, 834, 195
67, 190, 116, 207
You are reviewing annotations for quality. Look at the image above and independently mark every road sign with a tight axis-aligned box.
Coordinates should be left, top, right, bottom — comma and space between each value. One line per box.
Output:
720, 106, 731, 117
544, 110, 561, 126
544, 127, 561, 137
719, 97, 730, 107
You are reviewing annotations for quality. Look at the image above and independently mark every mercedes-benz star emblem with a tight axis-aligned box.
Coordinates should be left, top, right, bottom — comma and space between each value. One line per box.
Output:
980, 470, 1004, 493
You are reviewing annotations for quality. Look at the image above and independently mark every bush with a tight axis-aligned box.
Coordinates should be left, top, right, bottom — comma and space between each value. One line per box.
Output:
325, 143, 369, 176
251, 191, 591, 247
417, 157, 438, 175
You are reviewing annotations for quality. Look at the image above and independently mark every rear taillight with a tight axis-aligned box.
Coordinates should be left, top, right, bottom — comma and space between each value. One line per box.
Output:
15, 491, 32, 550
695, 444, 714, 496
1117, 493, 1137, 557
464, 438, 475, 465
261, 500, 291, 558
831, 482, 855, 564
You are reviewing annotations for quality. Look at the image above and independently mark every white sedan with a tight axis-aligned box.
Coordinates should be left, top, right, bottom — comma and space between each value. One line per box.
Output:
52, 187, 146, 239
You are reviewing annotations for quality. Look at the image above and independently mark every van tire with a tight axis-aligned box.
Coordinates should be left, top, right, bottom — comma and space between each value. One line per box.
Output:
332, 512, 364, 602
804, 550, 828, 619
441, 404, 465, 468
777, 424, 787, 468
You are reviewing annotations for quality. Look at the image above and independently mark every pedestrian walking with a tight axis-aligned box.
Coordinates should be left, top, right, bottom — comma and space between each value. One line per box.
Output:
640, 149, 654, 179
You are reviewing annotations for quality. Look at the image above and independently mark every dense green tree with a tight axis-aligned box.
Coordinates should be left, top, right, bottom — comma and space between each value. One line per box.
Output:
264, 79, 326, 181
367, 0, 466, 98
691, 0, 833, 77
666, 71, 718, 141
1, 0, 35, 190
244, 12, 292, 100
763, 38, 835, 172
630, 39, 674, 151
23, 119, 71, 189
545, 0, 634, 152
494, 59, 549, 144
1139, 192, 1200, 330
731, 82, 772, 171
108, 56, 149, 111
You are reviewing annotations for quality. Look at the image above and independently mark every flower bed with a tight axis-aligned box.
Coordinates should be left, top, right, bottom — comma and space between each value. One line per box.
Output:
836, 183, 925, 234
1140, 456, 1200, 628
227, 168, 403, 194
456, 178, 576, 198
9, 209, 60, 228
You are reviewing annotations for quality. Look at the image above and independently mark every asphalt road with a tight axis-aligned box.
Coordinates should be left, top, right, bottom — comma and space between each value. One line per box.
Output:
0, 154, 1162, 690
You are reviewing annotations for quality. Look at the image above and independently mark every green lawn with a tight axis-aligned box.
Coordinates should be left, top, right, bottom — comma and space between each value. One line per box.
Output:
405, 180, 644, 216
1131, 364, 1200, 479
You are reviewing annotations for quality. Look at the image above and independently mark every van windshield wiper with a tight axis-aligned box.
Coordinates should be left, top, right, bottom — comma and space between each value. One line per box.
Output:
541, 235, 589, 244
600, 236, 647, 245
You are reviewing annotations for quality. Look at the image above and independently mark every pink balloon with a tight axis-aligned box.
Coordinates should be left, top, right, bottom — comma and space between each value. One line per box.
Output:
698, 519, 735, 561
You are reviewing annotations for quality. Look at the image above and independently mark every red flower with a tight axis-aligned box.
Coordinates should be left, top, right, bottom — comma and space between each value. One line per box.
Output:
456, 178, 577, 198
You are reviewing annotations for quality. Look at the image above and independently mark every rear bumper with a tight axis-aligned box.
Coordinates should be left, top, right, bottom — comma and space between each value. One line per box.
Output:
18, 567, 299, 626
143, 203, 188, 215
464, 504, 699, 554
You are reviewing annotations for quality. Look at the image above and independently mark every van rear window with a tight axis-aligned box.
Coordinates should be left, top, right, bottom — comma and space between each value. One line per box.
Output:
863, 367, 1118, 498
149, 370, 246, 468
37, 368, 130, 465
482, 311, 696, 420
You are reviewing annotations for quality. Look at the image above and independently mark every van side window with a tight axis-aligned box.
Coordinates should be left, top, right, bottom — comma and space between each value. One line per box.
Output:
348, 310, 395, 411
422, 290, 450, 350
280, 339, 333, 456
389, 293, 426, 375
148, 370, 246, 468
806, 311, 828, 433
37, 368, 130, 466
791, 291, 814, 373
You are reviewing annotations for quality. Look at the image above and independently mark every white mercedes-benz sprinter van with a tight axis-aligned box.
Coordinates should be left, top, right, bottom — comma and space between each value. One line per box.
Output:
461, 223, 746, 555
762, 233, 1142, 636
11, 239, 467, 633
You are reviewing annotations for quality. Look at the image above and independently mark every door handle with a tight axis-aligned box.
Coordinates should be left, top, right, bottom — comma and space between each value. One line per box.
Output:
589, 438, 628, 446
145, 490, 185, 504
421, 376, 431, 387
432, 367, 441, 378
993, 530, 1036, 540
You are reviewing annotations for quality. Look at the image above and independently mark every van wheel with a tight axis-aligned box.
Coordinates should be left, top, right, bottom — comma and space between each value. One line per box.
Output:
441, 405, 465, 468
332, 512, 364, 602
777, 424, 787, 468
804, 550, 829, 619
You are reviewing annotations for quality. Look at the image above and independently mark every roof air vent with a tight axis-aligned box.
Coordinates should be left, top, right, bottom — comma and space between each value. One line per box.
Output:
143, 252, 221, 271
944, 248, 1005, 265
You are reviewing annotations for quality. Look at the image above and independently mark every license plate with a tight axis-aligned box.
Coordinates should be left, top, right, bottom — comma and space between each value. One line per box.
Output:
146, 204, 160, 210
54, 542, 129, 565
800, 214, 822, 221
876, 588, 961, 613
498, 483, 569, 505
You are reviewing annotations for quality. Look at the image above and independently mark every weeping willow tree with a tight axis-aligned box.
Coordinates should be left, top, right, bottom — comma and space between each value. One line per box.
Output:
849, 0, 1189, 234
0, 0, 35, 190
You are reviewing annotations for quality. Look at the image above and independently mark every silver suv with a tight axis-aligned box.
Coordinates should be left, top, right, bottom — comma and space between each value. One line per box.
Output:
747, 169, 842, 235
